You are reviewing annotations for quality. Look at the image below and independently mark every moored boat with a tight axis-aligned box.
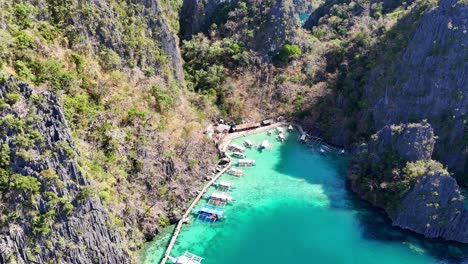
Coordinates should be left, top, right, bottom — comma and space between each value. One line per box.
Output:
238, 159, 256, 167
228, 144, 245, 153
258, 140, 272, 150
232, 151, 246, 158
228, 168, 244, 176
244, 139, 254, 148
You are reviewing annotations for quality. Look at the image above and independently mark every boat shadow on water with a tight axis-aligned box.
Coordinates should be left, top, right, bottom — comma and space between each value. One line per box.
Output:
273, 135, 468, 263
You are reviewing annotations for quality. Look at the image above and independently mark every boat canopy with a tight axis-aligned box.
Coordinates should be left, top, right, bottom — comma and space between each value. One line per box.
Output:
198, 206, 224, 218
171, 252, 203, 264
278, 133, 285, 140
232, 151, 246, 158
239, 159, 255, 163
244, 139, 254, 147
219, 181, 232, 188
276, 127, 284, 133
238, 159, 256, 166
288, 125, 293, 131
300, 134, 306, 141
210, 191, 233, 202
228, 168, 244, 176
228, 144, 245, 152
259, 140, 272, 149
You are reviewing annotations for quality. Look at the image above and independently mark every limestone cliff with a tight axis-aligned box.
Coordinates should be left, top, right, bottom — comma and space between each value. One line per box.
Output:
306, 0, 467, 180
364, 0, 467, 180
61, 0, 185, 85
349, 122, 468, 242
0, 77, 128, 263
180, 0, 300, 54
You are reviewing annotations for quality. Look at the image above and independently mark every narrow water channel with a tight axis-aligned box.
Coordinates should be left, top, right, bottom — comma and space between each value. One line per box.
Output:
140, 130, 468, 264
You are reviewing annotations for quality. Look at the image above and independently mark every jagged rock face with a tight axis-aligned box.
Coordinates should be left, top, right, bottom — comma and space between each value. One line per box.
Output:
349, 122, 468, 243
180, 0, 231, 40
65, 0, 185, 85
349, 122, 435, 209
0, 78, 128, 263
365, 0, 468, 179
366, 123, 436, 164
394, 173, 468, 242
180, 0, 299, 54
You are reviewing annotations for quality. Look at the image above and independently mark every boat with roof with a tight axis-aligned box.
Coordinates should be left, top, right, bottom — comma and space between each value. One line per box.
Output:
217, 181, 234, 191
258, 139, 272, 150
231, 151, 246, 158
228, 144, 245, 153
277, 133, 286, 141
192, 205, 225, 223
237, 159, 256, 167
227, 168, 244, 176
243, 139, 254, 148
168, 251, 203, 264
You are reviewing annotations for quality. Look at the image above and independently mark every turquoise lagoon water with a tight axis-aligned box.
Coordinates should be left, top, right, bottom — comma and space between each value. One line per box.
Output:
140, 130, 468, 264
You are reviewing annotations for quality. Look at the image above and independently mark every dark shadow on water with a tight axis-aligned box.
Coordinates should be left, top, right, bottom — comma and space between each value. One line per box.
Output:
272, 132, 468, 263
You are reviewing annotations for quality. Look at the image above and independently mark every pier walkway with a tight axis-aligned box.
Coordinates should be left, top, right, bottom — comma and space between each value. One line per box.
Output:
160, 122, 302, 264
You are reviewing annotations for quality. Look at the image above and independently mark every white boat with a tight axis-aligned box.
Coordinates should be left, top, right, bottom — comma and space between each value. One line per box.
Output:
299, 134, 307, 143
238, 159, 256, 167
258, 140, 272, 150
288, 125, 293, 131
168, 251, 203, 264
228, 168, 244, 176
209, 191, 235, 202
275, 127, 284, 134
277, 133, 286, 141
228, 144, 245, 153
218, 181, 234, 191
244, 139, 254, 148
232, 151, 246, 158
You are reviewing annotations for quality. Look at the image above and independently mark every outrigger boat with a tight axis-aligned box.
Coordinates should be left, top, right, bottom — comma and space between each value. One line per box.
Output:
227, 168, 244, 176
168, 251, 203, 264
231, 151, 246, 158
258, 140, 272, 150
275, 127, 284, 134
193, 205, 225, 223
228, 144, 245, 153
238, 159, 256, 167
299, 134, 307, 143
244, 139, 254, 148
277, 133, 286, 141
209, 191, 235, 203
217, 181, 234, 191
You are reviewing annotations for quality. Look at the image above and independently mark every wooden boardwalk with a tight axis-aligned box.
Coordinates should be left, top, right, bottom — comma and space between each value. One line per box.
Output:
160, 161, 232, 264
160, 122, 300, 264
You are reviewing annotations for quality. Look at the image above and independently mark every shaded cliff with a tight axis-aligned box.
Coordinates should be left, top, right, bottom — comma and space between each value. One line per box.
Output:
364, 0, 467, 179
0, 77, 128, 263
349, 122, 468, 242
305, 0, 466, 180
